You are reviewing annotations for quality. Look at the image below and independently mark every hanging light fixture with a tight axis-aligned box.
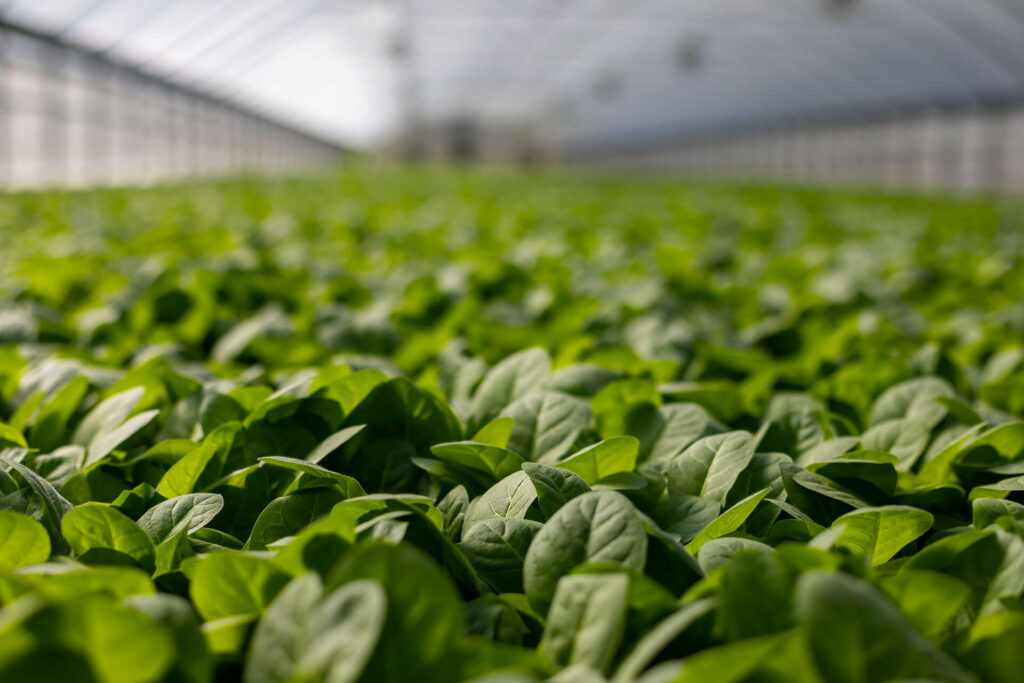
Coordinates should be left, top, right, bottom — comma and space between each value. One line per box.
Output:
823, 0, 857, 15
675, 35, 706, 72
593, 73, 622, 101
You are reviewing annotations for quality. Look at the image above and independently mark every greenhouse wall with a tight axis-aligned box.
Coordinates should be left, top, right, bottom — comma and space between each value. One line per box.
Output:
578, 106, 1024, 194
0, 20, 342, 190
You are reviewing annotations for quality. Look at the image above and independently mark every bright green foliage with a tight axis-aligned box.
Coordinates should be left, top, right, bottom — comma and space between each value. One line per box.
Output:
0, 509, 50, 568
0, 169, 1022, 681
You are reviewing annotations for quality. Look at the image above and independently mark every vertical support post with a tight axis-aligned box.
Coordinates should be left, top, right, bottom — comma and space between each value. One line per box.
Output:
0, 26, 11, 189
980, 108, 1007, 193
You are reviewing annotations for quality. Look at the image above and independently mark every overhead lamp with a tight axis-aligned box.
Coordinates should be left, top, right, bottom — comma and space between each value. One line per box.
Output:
389, 36, 410, 61
823, 0, 857, 15
593, 74, 622, 101
675, 36, 705, 72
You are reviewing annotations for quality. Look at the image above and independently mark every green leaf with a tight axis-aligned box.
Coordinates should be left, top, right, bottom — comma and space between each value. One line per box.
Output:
685, 487, 770, 554
936, 395, 984, 425
186, 551, 291, 621
0, 423, 28, 449
644, 403, 723, 463
462, 470, 538, 537
460, 517, 542, 593
540, 573, 629, 674
323, 369, 389, 416
244, 573, 387, 683
469, 348, 551, 432
259, 456, 365, 497
980, 528, 1024, 616
916, 423, 989, 485
637, 511, 704, 594
472, 416, 516, 448
437, 484, 469, 539
522, 462, 591, 519
556, 437, 639, 486
869, 377, 955, 430
156, 442, 218, 497
211, 305, 293, 363
2, 456, 74, 553
523, 490, 647, 614
652, 493, 721, 543
29, 376, 90, 450
248, 488, 344, 550
501, 390, 590, 463
0, 596, 176, 683
673, 631, 805, 683
327, 542, 464, 683
344, 377, 463, 456
71, 387, 145, 447
960, 611, 1024, 683
973, 497, 1024, 529
697, 537, 773, 577
881, 570, 970, 638
665, 431, 756, 507
9, 564, 156, 602
85, 410, 159, 467
270, 506, 359, 576
0, 510, 50, 568
591, 379, 661, 441
859, 418, 930, 470
136, 493, 224, 543
808, 450, 898, 497
430, 441, 525, 482
124, 593, 213, 683
548, 363, 626, 397
970, 475, 1024, 501
795, 570, 975, 683
613, 598, 717, 682
61, 502, 157, 572
658, 381, 746, 423
832, 505, 934, 566
304, 425, 366, 464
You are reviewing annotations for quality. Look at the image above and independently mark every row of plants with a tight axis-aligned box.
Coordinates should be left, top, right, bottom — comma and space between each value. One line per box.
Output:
0, 168, 1023, 682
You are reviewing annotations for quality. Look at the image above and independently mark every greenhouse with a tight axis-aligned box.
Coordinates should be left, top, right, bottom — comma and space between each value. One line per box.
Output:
0, 2, 1023, 682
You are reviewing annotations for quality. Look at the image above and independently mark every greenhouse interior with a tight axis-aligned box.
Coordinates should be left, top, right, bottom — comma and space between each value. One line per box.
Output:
1, 2, 1024, 682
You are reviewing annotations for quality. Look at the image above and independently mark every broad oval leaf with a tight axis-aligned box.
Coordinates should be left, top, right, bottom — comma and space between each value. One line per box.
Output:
665, 431, 756, 507
556, 436, 639, 486
540, 572, 629, 674
501, 390, 591, 463
61, 502, 157, 572
327, 542, 464, 682
244, 573, 388, 683
136, 493, 224, 543
523, 490, 647, 614
832, 505, 934, 566
430, 441, 525, 482
0, 509, 50, 568
860, 418, 930, 471
869, 377, 955, 430
156, 442, 219, 498
795, 570, 975, 683
460, 517, 542, 593
187, 551, 291, 621
685, 487, 771, 554
469, 348, 551, 432
522, 461, 591, 519
462, 470, 538, 537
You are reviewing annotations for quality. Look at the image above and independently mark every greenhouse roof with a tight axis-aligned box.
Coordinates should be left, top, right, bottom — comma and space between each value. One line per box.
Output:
3, 0, 1024, 148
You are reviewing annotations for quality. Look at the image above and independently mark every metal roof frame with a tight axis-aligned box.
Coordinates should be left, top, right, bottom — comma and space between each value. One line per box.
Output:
0, 15, 346, 152
4, 0, 1024, 150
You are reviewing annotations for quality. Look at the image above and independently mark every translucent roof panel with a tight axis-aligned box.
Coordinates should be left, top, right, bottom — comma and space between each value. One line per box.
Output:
4, 0, 1024, 149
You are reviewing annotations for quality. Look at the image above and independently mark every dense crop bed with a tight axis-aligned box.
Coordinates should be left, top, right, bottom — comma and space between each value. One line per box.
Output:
0, 169, 1023, 682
